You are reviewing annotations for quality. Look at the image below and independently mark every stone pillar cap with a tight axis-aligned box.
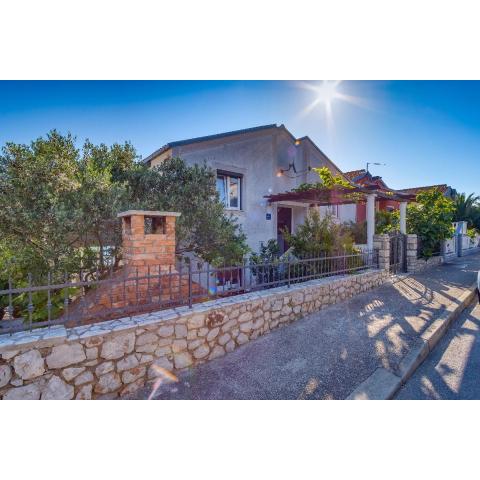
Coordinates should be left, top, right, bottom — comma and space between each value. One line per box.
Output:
117, 210, 181, 218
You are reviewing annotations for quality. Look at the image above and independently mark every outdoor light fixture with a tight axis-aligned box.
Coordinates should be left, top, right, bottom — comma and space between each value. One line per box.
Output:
277, 164, 312, 178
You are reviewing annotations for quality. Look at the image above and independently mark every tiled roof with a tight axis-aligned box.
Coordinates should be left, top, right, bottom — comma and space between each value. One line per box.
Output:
399, 184, 448, 195
343, 169, 367, 182
142, 124, 278, 164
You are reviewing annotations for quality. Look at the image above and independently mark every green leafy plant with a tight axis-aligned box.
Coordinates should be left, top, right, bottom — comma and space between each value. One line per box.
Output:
0, 132, 249, 322
343, 221, 366, 244
125, 157, 249, 267
467, 227, 479, 240
375, 210, 399, 234
453, 192, 480, 230
249, 239, 285, 286
294, 167, 353, 192
407, 188, 455, 258
283, 209, 355, 257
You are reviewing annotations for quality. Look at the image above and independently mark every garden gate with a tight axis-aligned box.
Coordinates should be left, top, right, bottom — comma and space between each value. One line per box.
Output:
389, 232, 407, 273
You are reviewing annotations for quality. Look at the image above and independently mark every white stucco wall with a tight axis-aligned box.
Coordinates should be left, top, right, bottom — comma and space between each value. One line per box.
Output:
148, 126, 342, 253
338, 204, 356, 223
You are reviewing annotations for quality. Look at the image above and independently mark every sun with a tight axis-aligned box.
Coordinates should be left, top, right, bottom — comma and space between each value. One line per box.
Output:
315, 80, 340, 106
298, 80, 342, 121
297, 80, 370, 131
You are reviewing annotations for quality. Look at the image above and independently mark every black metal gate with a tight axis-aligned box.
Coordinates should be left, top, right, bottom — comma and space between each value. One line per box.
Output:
389, 232, 407, 273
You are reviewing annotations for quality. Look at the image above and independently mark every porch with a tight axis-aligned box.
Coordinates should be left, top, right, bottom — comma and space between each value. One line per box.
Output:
265, 184, 416, 252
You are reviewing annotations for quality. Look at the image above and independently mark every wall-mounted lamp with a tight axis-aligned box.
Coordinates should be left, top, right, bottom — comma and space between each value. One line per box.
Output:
277, 164, 311, 178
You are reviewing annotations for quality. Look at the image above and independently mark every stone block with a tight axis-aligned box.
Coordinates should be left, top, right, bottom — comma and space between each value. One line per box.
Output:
237, 333, 249, 345
172, 339, 187, 353
3, 382, 41, 400
122, 366, 146, 384
136, 332, 158, 346
46, 343, 86, 369
85, 347, 98, 360
193, 343, 210, 359
218, 333, 231, 346
148, 357, 174, 378
206, 327, 220, 342
117, 354, 140, 372
74, 371, 94, 386
0, 365, 12, 388
209, 345, 225, 360
95, 361, 115, 376
14, 350, 45, 380
94, 372, 122, 394
175, 324, 187, 338
76, 384, 93, 400
187, 314, 205, 329
42, 375, 75, 400
158, 325, 174, 338
173, 352, 193, 369
120, 378, 145, 397
62, 367, 85, 382
100, 333, 135, 360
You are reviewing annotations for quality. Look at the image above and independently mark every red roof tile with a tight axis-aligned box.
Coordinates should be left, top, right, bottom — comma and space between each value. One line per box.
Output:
343, 169, 367, 181
399, 184, 448, 195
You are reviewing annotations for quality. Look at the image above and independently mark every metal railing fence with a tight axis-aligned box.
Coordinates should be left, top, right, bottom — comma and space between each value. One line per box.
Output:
0, 250, 378, 335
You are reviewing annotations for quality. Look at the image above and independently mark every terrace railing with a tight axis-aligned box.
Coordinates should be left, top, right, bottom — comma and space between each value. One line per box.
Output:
0, 250, 378, 335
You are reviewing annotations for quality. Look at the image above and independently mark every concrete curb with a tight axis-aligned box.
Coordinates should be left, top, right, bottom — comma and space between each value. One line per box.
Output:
346, 282, 478, 400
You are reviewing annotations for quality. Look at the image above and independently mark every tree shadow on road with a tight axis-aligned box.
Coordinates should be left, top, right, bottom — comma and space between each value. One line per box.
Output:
396, 301, 480, 400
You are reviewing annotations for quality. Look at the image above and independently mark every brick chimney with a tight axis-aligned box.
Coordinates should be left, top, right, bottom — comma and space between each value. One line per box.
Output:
117, 210, 180, 273
68, 209, 205, 324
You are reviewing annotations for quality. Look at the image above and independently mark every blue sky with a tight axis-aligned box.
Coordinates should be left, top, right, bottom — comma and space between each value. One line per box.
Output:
1, 80, 479, 194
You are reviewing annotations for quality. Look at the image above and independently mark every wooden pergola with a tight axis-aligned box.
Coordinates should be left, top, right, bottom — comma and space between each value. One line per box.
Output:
264, 185, 417, 250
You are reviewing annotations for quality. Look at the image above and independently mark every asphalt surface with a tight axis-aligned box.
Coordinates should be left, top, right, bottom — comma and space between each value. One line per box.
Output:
131, 254, 480, 400
396, 299, 480, 399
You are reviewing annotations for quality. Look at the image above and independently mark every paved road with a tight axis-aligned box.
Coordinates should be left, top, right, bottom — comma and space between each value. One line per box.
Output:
396, 298, 480, 400
132, 254, 480, 400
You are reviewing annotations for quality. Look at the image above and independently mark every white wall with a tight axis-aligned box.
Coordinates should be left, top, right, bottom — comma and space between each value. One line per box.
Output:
338, 204, 356, 223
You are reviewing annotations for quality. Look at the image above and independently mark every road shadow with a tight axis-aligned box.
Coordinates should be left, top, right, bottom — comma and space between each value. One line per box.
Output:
396, 300, 480, 400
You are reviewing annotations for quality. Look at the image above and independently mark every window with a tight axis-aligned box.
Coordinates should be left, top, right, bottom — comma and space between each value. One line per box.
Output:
216, 172, 242, 210
326, 204, 338, 217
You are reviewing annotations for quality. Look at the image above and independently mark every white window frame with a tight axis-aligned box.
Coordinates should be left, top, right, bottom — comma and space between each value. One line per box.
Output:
217, 172, 242, 210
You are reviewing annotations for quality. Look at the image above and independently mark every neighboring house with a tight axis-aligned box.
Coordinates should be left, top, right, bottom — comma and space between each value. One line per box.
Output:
343, 169, 456, 222
143, 124, 356, 253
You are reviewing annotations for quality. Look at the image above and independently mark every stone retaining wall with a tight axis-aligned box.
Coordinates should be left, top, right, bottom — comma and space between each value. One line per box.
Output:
408, 255, 444, 273
0, 269, 388, 400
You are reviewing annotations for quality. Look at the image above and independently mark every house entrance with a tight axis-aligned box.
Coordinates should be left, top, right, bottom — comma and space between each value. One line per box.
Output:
389, 232, 407, 273
277, 207, 292, 254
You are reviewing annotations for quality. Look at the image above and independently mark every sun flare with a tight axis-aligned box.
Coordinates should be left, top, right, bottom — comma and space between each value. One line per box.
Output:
315, 80, 340, 105
298, 80, 370, 131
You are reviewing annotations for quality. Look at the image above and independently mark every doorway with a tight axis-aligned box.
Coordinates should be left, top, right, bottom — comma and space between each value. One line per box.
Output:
277, 207, 292, 253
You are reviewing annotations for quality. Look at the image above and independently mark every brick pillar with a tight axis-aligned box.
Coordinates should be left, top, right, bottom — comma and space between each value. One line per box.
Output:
117, 210, 180, 274
373, 234, 390, 272
406, 234, 418, 273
